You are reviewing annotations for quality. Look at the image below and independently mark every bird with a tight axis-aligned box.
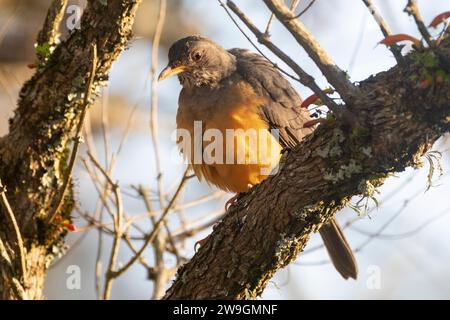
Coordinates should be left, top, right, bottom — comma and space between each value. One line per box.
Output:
158, 35, 358, 280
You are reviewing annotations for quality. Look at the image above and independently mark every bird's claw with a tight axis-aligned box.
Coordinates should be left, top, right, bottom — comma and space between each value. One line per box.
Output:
225, 192, 245, 212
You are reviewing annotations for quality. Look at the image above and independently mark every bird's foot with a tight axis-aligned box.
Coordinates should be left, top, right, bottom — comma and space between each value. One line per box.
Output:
194, 221, 221, 252
225, 192, 246, 212
194, 236, 210, 252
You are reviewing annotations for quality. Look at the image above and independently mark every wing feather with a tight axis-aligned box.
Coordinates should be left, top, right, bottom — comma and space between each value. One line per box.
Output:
229, 48, 313, 149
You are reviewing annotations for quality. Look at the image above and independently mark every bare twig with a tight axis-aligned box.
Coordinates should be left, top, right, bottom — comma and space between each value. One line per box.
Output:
361, 0, 404, 64
436, 20, 450, 45
173, 210, 226, 242
100, 89, 111, 169
219, 0, 300, 82
291, 0, 316, 19
348, 12, 368, 74
36, 0, 68, 61
224, 0, 339, 111
404, 0, 433, 48
87, 153, 124, 300
107, 169, 189, 279
102, 180, 123, 300
48, 43, 98, 224
0, 179, 27, 293
151, 233, 167, 299
149, 0, 167, 210
137, 185, 181, 265
147, 0, 170, 299
264, 0, 300, 35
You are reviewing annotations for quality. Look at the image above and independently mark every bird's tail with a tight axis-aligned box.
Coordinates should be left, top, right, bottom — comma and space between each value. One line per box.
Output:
319, 217, 358, 280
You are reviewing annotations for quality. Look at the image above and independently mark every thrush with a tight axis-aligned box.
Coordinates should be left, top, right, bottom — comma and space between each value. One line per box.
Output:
159, 36, 358, 280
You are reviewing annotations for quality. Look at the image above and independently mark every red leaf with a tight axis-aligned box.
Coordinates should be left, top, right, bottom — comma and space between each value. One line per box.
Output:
428, 11, 450, 28
27, 63, 37, 69
379, 34, 421, 47
301, 93, 318, 108
64, 223, 77, 232
303, 119, 322, 128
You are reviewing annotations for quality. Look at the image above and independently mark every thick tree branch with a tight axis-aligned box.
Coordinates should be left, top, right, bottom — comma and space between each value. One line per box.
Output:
0, 179, 27, 298
0, 0, 141, 300
164, 37, 450, 299
36, 0, 68, 49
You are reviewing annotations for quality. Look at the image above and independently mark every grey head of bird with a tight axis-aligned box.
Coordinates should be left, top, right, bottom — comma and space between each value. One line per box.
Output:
158, 36, 236, 89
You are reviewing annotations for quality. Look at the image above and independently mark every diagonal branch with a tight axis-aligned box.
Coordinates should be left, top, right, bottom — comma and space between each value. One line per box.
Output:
36, 0, 68, 49
164, 36, 450, 300
361, 0, 404, 64
0, 179, 27, 295
262, 0, 359, 103
224, 0, 339, 113
47, 43, 98, 224
404, 0, 433, 48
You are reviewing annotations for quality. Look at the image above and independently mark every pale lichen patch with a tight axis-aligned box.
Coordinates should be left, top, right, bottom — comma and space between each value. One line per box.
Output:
323, 159, 363, 183
315, 128, 345, 159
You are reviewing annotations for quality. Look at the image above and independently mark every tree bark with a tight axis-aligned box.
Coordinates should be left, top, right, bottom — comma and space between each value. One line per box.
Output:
164, 37, 450, 299
0, 0, 141, 300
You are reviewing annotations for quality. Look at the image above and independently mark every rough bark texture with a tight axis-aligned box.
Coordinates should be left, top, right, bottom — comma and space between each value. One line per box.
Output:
0, 0, 449, 301
164, 38, 450, 299
0, 0, 141, 300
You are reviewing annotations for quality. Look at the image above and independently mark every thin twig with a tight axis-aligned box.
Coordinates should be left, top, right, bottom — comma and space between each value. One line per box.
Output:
148, 0, 169, 299
220, 0, 300, 82
436, 20, 449, 45
149, 0, 167, 211
0, 240, 25, 299
264, 13, 276, 35
351, 207, 450, 240
265, 0, 301, 40
263, 0, 358, 103
86, 152, 117, 299
100, 88, 111, 169
0, 179, 27, 292
102, 181, 123, 300
48, 43, 98, 224
290, 0, 316, 19
137, 185, 181, 265
362, 0, 404, 64
81, 157, 116, 220
107, 169, 189, 279
87, 153, 123, 300
348, 12, 368, 75
36, 0, 68, 49
224, 0, 339, 112
404, 0, 433, 48
173, 210, 226, 242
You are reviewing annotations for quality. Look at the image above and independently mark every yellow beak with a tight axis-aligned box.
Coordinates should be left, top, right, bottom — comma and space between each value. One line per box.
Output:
158, 65, 186, 81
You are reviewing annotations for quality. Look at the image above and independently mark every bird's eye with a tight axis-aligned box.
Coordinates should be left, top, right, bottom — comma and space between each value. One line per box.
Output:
192, 51, 202, 61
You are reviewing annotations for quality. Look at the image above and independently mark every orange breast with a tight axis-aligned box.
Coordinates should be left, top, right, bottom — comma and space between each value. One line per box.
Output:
176, 77, 282, 193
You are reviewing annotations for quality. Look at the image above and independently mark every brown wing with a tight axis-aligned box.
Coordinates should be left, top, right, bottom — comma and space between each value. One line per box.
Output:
228, 48, 313, 149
